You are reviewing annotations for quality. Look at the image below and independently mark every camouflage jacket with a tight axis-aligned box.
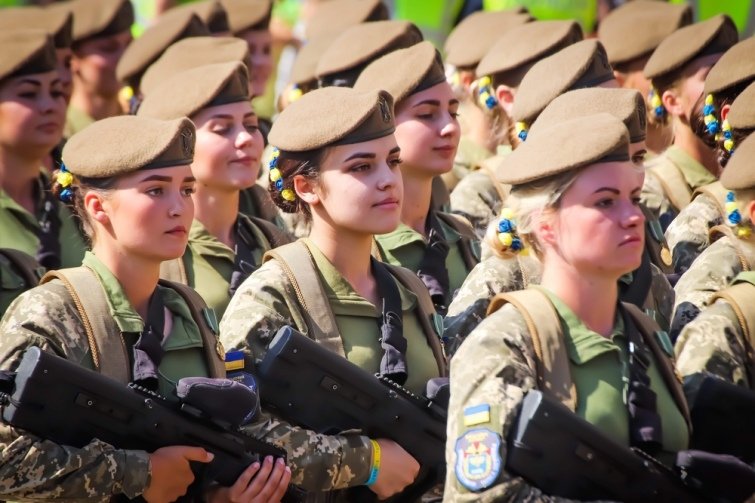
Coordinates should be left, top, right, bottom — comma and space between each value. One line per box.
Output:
665, 192, 724, 274
675, 296, 752, 389
670, 234, 755, 339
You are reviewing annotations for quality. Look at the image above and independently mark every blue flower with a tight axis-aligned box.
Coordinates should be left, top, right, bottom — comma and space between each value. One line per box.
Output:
703, 104, 714, 116
510, 238, 523, 251
485, 96, 497, 109
727, 192, 736, 202
498, 219, 514, 233
728, 209, 742, 225
275, 179, 283, 190
518, 130, 528, 141
60, 188, 73, 202
706, 120, 719, 134
269, 156, 278, 168
654, 106, 665, 117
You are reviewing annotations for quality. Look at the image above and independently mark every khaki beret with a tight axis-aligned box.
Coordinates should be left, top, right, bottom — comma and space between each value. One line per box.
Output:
498, 113, 629, 186
290, 32, 339, 87
727, 81, 755, 130
0, 6, 73, 49
598, 1, 691, 66
0, 30, 57, 82
62, 116, 196, 178
703, 37, 755, 96
269, 87, 395, 151
644, 15, 738, 81
720, 133, 755, 190
170, 0, 230, 34
353, 41, 446, 104
315, 20, 423, 86
69, 0, 134, 42
530, 88, 646, 143
512, 39, 615, 125
138, 62, 249, 120
444, 10, 531, 69
221, 0, 271, 35
306, 0, 389, 40
140, 36, 248, 96
116, 11, 208, 90
475, 20, 583, 81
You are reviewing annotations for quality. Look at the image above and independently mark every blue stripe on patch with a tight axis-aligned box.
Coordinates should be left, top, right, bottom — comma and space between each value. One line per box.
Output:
463, 404, 491, 426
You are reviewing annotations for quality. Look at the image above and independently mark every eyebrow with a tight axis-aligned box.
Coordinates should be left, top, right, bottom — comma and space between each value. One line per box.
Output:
139, 175, 196, 183
593, 186, 643, 195
389, 146, 401, 155
344, 152, 376, 161
16, 78, 41, 87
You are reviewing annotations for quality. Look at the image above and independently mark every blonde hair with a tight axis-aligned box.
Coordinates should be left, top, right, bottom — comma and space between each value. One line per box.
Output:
484, 169, 582, 259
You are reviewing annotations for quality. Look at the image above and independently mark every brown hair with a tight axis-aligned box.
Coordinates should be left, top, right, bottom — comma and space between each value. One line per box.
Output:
50, 169, 118, 244
267, 147, 328, 218
690, 80, 752, 150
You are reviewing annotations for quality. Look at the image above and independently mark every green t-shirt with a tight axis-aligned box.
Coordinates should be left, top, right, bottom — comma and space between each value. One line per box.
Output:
541, 287, 689, 460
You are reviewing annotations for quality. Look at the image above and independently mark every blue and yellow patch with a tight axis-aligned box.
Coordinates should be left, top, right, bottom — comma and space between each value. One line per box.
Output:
463, 403, 491, 427
225, 350, 245, 371
454, 428, 503, 491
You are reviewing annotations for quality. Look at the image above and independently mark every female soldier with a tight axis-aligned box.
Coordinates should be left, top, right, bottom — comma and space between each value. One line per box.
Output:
138, 61, 291, 318
221, 86, 444, 499
0, 30, 86, 311
664, 37, 755, 275
641, 14, 737, 228
0, 115, 289, 502
444, 88, 673, 354
674, 133, 755, 389
221, 0, 272, 99
354, 41, 479, 315
444, 114, 690, 501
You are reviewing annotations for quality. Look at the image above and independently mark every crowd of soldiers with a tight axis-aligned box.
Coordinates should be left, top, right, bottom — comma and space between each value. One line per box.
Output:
0, 0, 754, 501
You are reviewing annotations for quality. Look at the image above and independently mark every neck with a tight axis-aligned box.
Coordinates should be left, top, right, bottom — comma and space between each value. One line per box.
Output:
645, 121, 673, 154
69, 86, 121, 122
92, 243, 160, 320
673, 120, 721, 177
309, 220, 375, 300
192, 184, 240, 248
400, 170, 433, 235
539, 254, 618, 337
0, 147, 42, 213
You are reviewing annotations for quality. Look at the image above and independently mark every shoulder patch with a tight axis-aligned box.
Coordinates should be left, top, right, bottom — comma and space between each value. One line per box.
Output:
454, 428, 503, 492
463, 403, 491, 426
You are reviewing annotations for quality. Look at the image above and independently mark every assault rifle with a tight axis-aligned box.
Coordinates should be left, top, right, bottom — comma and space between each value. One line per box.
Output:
254, 326, 447, 502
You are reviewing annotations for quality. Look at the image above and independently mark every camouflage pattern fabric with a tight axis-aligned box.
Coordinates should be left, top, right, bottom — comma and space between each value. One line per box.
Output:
449, 170, 502, 238
665, 193, 723, 274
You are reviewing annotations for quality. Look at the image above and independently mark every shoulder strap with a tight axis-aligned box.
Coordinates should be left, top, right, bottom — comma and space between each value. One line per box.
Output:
157, 279, 226, 378
709, 282, 755, 388
0, 248, 44, 288
709, 225, 753, 272
647, 160, 693, 212
159, 256, 188, 285
382, 263, 448, 377
436, 211, 480, 270
247, 216, 294, 249
487, 289, 577, 411
40, 268, 130, 384
262, 241, 346, 357
692, 181, 728, 221
621, 302, 693, 430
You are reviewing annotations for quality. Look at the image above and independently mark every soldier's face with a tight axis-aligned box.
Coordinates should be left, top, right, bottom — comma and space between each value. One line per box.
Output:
0, 70, 66, 156
393, 82, 460, 177
71, 30, 132, 98
191, 101, 264, 192
95, 165, 195, 262
239, 29, 272, 98
543, 161, 645, 278
305, 134, 403, 236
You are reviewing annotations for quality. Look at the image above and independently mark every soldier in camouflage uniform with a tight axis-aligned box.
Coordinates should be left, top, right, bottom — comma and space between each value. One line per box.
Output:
665, 52, 755, 275
674, 133, 755, 388
671, 133, 755, 340
449, 20, 583, 237
640, 16, 737, 228
222, 86, 437, 501
444, 115, 689, 501
444, 88, 677, 353
0, 115, 302, 502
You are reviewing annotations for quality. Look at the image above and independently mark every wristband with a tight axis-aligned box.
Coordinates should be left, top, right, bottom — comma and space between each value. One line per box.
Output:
366, 439, 381, 486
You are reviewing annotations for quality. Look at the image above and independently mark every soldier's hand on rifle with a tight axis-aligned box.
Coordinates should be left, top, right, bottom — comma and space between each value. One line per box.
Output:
369, 439, 420, 500
207, 455, 292, 503
143, 446, 214, 503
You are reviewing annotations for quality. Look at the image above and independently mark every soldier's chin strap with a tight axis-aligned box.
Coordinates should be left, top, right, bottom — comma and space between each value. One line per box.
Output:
372, 258, 408, 386
622, 304, 663, 455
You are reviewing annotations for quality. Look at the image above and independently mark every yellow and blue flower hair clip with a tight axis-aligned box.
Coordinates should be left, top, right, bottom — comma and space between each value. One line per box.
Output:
268, 147, 296, 202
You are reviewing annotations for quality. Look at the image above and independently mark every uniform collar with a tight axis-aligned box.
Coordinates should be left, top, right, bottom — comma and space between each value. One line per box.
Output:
665, 146, 717, 190
536, 286, 625, 365
0, 173, 47, 230
188, 219, 235, 262
377, 211, 462, 251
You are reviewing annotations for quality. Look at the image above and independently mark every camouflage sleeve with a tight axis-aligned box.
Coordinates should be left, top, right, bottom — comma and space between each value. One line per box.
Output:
665, 194, 723, 274
445, 256, 541, 357
449, 171, 501, 238
0, 285, 150, 501
443, 304, 582, 502
670, 238, 744, 340
640, 171, 671, 224
674, 299, 751, 387
648, 263, 674, 333
220, 261, 373, 491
